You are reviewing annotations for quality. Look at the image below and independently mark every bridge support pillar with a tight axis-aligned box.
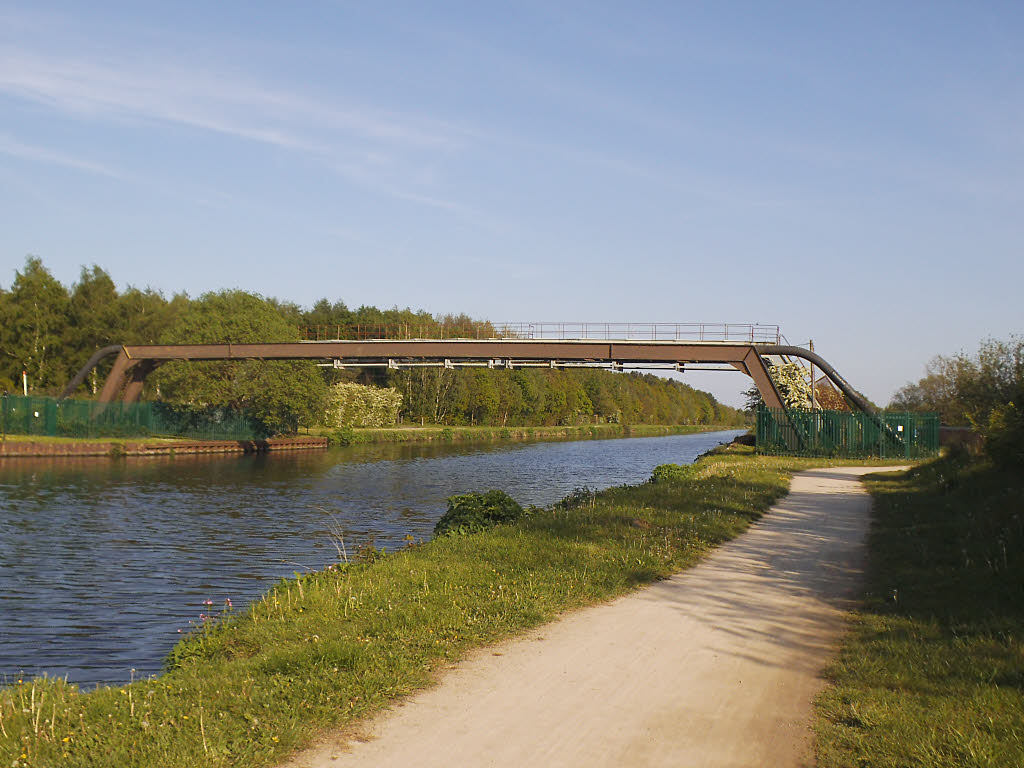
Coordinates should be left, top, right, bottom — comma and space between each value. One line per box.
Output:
122, 360, 161, 403
97, 350, 138, 403
731, 348, 786, 410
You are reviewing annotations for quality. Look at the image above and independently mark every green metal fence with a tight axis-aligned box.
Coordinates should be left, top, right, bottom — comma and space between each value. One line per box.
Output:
0, 395, 257, 441
757, 405, 940, 459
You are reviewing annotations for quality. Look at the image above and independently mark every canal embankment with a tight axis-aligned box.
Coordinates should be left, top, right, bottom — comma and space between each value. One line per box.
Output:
0, 444, 909, 768
0, 435, 327, 458
0, 422, 737, 458
322, 421, 732, 445
0, 430, 747, 689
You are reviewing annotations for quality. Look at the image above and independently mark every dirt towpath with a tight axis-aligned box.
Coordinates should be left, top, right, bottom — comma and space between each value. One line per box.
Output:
284, 466, 904, 768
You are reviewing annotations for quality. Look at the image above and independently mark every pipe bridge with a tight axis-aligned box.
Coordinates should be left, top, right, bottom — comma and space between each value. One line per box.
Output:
61, 337, 873, 414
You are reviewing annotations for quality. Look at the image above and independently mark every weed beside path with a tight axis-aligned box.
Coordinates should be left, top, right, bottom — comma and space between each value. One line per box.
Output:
0, 447, 897, 768
815, 454, 1024, 767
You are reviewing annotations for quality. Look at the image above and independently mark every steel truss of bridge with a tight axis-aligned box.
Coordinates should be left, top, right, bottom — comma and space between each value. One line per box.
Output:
61, 333, 873, 415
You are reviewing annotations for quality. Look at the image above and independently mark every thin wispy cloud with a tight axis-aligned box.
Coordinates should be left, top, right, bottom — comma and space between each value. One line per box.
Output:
0, 43, 476, 214
0, 50, 462, 150
0, 132, 124, 179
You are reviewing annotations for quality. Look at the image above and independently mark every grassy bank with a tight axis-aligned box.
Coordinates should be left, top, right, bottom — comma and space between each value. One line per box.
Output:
0, 446, 880, 768
815, 453, 1024, 767
322, 422, 738, 446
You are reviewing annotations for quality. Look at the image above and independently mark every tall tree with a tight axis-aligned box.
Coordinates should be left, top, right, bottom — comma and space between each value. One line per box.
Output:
118, 287, 184, 345
0, 256, 70, 393
153, 290, 328, 435
66, 265, 121, 394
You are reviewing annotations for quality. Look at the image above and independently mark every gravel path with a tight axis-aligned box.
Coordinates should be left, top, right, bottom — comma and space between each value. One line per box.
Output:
284, 466, 903, 768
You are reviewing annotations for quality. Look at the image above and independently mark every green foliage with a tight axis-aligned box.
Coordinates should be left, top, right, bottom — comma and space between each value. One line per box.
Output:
0, 256, 70, 392
891, 335, 1024, 467
326, 382, 403, 427
743, 360, 812, 411
329, 425, 359, 446
983, 401, 1024, 469
890, 335, 1024, 426
771, 362, 813, 409
433, 490, 527, 537
650, 463, 698, 483
555, 486, 596, 510
390, 367, 745, 428
154, 290, 328, 436
0, 256, 746, 431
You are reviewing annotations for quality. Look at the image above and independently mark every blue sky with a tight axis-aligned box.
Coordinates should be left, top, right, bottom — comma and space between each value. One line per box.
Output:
1, 1, 1022, 407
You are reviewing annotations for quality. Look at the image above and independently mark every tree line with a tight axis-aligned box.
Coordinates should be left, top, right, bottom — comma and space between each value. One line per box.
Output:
891, 335, 1023, 467
0, 257, 745, 433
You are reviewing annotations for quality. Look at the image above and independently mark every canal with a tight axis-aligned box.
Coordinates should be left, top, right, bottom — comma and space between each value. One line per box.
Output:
0, 429, 743, 688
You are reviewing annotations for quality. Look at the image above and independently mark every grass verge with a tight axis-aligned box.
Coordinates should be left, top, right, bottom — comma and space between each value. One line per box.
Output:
1, 446, 894, 768
815, 452, 1024, 767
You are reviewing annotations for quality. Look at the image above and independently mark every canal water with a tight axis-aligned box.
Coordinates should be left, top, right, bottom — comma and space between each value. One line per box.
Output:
0, 430, 743, 688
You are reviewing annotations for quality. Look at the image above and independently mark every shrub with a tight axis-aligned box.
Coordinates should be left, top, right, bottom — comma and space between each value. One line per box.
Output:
330, 425, 357, 446
650, 463, 697, 483
556, 487, 596, 510
433, 490, 526, 537
985, 401, 1024, 469
326, 382, 403, 428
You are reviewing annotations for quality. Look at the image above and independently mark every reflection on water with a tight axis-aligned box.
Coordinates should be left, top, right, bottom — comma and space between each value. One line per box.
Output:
0, 430, 742, 687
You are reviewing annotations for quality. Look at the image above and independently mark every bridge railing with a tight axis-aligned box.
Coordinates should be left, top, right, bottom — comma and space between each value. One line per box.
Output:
300, 321, 496, 341
492, 323, 780, 343
299, 322, 780, 344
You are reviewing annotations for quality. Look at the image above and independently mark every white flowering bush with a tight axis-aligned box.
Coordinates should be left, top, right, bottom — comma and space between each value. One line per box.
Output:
770, 362, 813, 410
326, 383, 403, 427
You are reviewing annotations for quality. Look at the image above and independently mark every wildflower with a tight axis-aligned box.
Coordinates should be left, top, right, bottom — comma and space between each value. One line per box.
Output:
202, 599, 214, 606
225, 598, 233, 608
